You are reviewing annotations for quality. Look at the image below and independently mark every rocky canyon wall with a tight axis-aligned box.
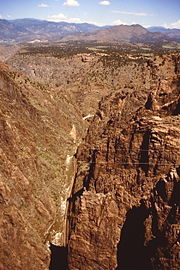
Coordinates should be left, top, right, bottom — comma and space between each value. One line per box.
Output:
67, 55, 180, 270
0, 62, 86, 270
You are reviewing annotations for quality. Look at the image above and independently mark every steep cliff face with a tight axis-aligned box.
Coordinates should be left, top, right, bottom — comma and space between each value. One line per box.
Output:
0, 62, 86, 270
67, 55, 180, 270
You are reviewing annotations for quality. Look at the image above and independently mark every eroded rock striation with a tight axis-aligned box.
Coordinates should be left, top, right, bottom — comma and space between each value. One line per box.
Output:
67, 55, 180, 270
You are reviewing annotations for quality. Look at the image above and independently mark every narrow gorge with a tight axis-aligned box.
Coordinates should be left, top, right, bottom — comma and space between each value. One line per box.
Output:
0, 45, 179, 270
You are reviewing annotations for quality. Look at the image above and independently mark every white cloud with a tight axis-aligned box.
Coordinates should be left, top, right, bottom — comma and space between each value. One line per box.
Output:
113, 10, 152, 16
47, 13, 104, 26
99, 1, 111, 5
112, 19, 127, 25
85, 21, 105, 27
63, 0, 80, 6
47, 13, 67, 21
38, 3, 49, 8
112, 20, 149, 27
141, 24, 151, 28
47, 13, 82, 23
0, 14, 13, 19
169, 19, 180, 29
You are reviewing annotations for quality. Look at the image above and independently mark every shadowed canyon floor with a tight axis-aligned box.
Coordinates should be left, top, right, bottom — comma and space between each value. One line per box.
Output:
0, 42, 179, 269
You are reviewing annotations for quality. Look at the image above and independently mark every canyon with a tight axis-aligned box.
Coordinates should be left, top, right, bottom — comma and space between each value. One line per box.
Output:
0, 42, 179, 270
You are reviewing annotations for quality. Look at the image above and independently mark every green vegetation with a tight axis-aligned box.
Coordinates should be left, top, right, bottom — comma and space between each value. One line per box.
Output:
17, 40, 180, 63
20, 44, 90, 58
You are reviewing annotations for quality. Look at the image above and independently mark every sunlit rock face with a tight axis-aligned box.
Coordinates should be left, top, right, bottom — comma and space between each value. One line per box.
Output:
67, 55, 180, 270
0, 62, 85, 270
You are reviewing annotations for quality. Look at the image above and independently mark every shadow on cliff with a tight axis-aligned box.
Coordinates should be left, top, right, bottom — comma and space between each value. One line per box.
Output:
49, 244, 68, 270
116, 201, 152, 270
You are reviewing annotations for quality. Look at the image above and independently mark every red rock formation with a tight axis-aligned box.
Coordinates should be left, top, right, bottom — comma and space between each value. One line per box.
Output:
67, 55, 180, 270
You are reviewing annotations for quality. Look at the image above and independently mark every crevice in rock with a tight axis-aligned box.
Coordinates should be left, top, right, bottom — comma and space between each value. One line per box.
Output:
139, 130, 151, 176
106, 138, 110, 161
84, 149, 98, 190
173, 98, 180, 115
155, 179, 167, 202
145, 92, 153, 110
116, 200, 152, 270
49, 244, 68, 270
152, 151, 163, 176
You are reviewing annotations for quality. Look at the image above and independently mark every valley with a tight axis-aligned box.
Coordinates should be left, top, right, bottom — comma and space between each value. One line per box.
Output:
0, 40, 179, 270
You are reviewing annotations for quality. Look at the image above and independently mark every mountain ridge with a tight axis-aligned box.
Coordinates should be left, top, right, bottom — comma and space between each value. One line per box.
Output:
0, 18, 180, 44
0, 18, 103, 43
148, 26, 180, 40
60, 24, 168, 42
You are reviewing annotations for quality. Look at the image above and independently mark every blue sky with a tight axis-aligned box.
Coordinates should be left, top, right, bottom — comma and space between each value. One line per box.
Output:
0, 0, 180, 28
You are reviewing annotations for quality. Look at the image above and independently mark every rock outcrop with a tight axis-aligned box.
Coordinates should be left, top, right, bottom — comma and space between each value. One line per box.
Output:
67, 55, 180, 270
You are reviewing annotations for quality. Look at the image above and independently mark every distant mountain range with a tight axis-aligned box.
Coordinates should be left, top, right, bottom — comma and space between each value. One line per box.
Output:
147, 26, 180, 40
0, 18, 180, 44
0, 18, 103, 43
60, 24, 168, 43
